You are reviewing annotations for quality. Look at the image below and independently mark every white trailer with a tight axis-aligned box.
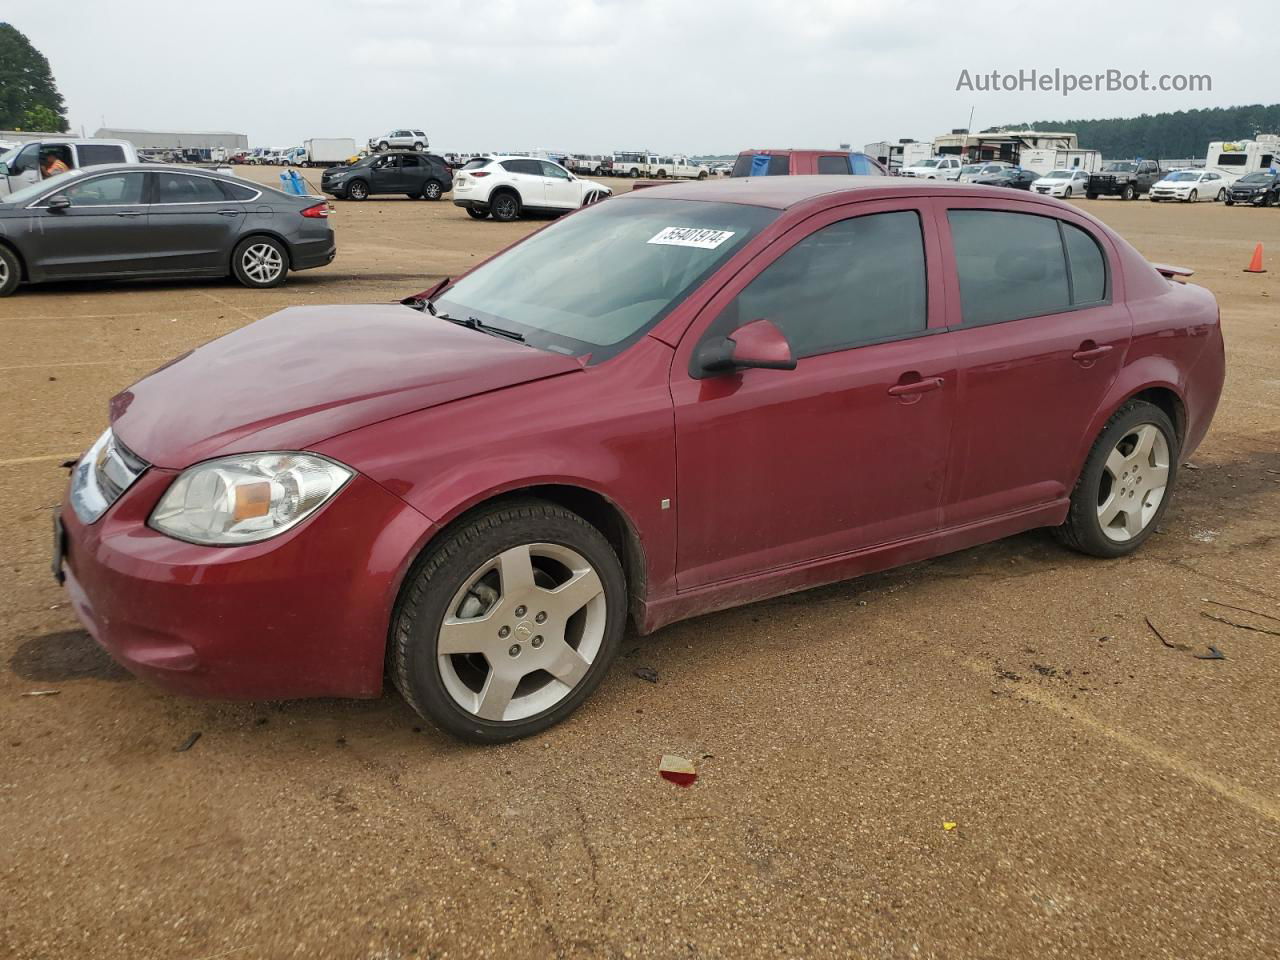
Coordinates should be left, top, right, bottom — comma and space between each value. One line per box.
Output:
302, 138, 358, 168
900, 141, 934, 168
1019, 148, 1102, 176
1204, 136, 1279, 181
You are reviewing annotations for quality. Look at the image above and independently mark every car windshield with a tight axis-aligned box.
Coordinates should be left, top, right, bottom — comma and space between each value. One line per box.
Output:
1238, 172, 1276, 184
432, 197, 778, 363
2, 168, 87, 205
1166, 171, 1199, 181
915, 159, 940, 168
961, 164, 983, 174
1102, 162, 1137, 172
1044, 171, 1071, 179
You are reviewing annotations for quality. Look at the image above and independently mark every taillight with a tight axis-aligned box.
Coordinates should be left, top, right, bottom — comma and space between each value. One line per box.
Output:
301, 203, 329, 218
470, 171, 490, 178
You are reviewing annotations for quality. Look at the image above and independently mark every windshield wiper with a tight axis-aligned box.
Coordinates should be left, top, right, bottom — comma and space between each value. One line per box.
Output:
439, 312, 525, 342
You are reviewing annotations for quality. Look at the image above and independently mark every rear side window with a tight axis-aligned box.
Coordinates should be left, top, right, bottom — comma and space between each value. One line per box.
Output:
154, 172, 228, 203
817, 155, 851, 175
501, 159, 541, 175
713, 211, 927, 358
948, 210, 1082, 325
1063, 223, 1107, 304
218, 179, 258, 201
76, 144, 126, 166
731, 154, 790, 177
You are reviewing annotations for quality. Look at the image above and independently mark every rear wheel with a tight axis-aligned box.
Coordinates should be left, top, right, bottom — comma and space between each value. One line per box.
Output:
391, 499, 626, 743
1055, 400, 1177, 558
231, 236, 289, 289
422, 179, 444, 200
466, 206, 489, 219
347, 179, 369, 200
490, 190, 520, 222
0, 245, 20, 297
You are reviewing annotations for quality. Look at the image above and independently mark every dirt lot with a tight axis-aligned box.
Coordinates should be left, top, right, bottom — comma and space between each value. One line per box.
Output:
2, 167, 1278, 960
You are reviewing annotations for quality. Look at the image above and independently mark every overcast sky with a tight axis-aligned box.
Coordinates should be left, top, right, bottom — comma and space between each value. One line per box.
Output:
13, 1, 1270, 153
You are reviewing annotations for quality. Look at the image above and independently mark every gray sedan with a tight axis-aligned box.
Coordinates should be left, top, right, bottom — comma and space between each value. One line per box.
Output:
0, 164, 336, 296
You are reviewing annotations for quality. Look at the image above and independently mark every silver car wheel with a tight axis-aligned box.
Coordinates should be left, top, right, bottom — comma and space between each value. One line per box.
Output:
437, 542, 606, 723
242, 243, 284, 284
0, 256, 8, 289
1097, 423, 1170, 542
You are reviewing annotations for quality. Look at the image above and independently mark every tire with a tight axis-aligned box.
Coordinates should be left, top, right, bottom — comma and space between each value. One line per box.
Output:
1225, 199, 1234, 206
465, 206, 489, 219
413, 143, 423, 151
422, 179, 444, 200
1064, 187, 1073, 198
1086, 192, 1099, 200
698, 170, 707, 180
407, 192, 422, 200
1216, 188, 1226, 202
1054, 400, 1178, 558
490, 190, 520, 222
656, 169, 666, 179
231, 236, 289, 289
629, 168, 640, 178
378, 141, 389, 152
0, 244, 20, 296
346, 179, 369, 200
390, 499, 626, 743
1187, 190, 1197, 203
1121, 184, 1136, 201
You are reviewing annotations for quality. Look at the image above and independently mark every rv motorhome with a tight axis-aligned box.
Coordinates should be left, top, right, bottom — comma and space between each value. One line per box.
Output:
1203, 136, 1279, 182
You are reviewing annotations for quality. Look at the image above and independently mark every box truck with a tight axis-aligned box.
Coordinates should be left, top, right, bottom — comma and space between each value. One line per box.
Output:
302, 138, 359, 168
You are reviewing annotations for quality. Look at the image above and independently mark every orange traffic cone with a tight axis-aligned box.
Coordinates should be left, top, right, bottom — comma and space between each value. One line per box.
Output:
1244, 243, 1266, 273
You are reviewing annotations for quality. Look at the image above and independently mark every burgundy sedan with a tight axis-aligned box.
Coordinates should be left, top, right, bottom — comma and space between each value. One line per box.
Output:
57, 177, 1225, 743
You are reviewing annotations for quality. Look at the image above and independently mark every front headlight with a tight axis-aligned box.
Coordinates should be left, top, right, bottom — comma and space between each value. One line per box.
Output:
149, 453, 352, 545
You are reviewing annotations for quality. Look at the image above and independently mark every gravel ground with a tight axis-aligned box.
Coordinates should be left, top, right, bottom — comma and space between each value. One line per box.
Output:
1, 168, 1278, 960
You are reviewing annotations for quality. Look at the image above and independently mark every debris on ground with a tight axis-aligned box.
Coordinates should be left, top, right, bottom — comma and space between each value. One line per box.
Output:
943, 821, 958, 831
174, 732, 202, 753
633, 666, 659, 683
1146, 616, 1190, 651
1182, 462, 1201, 470
20, 690, 60, 697
659, 755, 697, 787
1194, 646, 1228, 661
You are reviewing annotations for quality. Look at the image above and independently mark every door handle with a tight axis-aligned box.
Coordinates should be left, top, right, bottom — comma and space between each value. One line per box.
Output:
887, 375, 944, 398
217, 209, 242, 217
115, 210, 144, 218
1072, 343, 1114, 363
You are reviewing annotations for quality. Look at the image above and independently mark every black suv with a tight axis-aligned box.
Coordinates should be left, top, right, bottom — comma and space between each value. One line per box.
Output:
321, 151, 453, 201
1225, 171, 1280, 207
1087, 160, 1162, 200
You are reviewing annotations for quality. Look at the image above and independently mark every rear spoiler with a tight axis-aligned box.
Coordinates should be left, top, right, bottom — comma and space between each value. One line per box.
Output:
1152, 262, 1194, 280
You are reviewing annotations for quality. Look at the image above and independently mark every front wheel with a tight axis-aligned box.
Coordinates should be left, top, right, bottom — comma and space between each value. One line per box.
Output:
231, 236, 289, 289
465, 206, 489, 219
1086, 192, 1099, 200
1187, 190, 1197, 203
1055, 400, 1178, 558
1121, 184, 1136, 200
1064, 186, 1073, 198
390, 499, 626, 743
378, 141, 389, 152
1216, 188, 1226, 202
1225, 199, 1235, 206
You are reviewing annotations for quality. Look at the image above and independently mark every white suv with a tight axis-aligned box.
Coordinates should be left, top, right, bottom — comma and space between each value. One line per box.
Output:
370, 129, 428, 152
452, 156, 612, 221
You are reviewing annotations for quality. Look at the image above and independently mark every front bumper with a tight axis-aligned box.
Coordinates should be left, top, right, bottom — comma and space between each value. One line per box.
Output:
59, 467, 434, 700
1228, 191, 1268, 205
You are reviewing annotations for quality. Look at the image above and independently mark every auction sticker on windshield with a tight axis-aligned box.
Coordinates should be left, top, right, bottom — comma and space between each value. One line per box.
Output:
647, 227, 736, 249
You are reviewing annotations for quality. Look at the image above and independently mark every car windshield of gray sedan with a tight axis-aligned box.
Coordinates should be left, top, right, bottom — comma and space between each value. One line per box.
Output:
431, 197, 778, 361
2, 169, 87, 206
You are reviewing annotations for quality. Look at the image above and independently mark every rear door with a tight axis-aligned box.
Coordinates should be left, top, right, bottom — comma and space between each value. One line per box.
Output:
21, 170, 151, 280
938, 200, 1131, 526
500, 159, 545, 205
146, 171, 247, 273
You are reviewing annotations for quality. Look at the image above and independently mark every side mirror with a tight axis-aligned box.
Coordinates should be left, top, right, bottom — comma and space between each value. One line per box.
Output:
697, 318, 797, 374
46, 195, 71, 212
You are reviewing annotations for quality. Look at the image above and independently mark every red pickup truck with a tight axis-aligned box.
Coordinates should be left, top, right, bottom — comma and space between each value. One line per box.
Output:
731, 149, 888, 177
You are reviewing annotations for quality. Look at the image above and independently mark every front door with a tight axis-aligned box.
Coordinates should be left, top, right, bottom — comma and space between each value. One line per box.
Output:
938, 202, 1132, 526
22, 170, 151, 280
671, 201, 956, 589
146, 171, 245, 273
539, 160, 579, 209
369, 155, 406, 193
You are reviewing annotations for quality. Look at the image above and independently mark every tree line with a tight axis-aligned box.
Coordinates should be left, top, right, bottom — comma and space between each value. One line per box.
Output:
991, 103, 1280, 159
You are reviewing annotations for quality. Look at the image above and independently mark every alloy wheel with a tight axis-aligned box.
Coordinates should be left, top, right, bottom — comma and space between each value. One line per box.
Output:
0, 256, 8, 289
1097, 423, 1170, 542
436, 542, 606, 722
493, 194, 518, 220
424, 181, 442, 200
242, 243, 284, 284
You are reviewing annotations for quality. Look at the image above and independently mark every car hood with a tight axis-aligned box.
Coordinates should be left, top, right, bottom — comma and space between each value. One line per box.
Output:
109, 304, 583, 469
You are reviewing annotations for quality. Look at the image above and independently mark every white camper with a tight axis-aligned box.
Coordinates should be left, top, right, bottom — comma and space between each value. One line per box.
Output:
1019, 148, 1103, 177
1204, 136, 1279, 181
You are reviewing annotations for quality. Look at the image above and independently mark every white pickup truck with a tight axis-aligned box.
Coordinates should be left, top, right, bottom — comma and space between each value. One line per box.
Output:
0, 138, 139, 198
900, 156, 964, 180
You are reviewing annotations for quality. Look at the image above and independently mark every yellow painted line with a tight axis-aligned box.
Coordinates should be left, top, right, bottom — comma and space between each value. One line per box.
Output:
965, 659, 1280, 825
0, 454, 78, 468
0, 357, 167, 373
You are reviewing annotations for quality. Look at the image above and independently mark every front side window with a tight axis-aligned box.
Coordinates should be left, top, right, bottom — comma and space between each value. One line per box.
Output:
710, 211, 927, 359
433, 197, 778, 362
154, 172, 227, 203
850, 154, 880, 175
540, 160, 571, 180
817, 155, 851, 175
59, 172, 146, 206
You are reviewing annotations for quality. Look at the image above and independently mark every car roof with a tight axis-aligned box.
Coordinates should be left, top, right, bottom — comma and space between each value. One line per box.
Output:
616, 175, 1013, 210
